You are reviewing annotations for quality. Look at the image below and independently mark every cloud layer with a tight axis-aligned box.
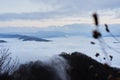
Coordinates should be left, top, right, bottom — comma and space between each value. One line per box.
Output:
30, 0, 120, 13
0, 0, 120, 27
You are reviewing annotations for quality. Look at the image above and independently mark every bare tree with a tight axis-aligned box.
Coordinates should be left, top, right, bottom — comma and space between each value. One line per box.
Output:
0, 48, 18, 80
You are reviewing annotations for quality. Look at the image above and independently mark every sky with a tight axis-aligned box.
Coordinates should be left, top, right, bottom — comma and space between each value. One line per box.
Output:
0, 0, 120, 27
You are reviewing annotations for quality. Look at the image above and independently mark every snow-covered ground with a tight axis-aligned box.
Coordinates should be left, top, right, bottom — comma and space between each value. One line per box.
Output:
0, 36, 120, 68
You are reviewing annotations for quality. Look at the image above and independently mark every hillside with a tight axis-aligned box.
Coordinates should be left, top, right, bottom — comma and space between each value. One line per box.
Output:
0, 34, 50, 42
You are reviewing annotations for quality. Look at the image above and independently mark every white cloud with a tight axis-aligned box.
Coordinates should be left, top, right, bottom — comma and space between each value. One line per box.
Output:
30, 0, 120, 13
0, 17, 86, 27
0, 0, 61, 13
1, 15, 120, 27
0, 0, 120, 27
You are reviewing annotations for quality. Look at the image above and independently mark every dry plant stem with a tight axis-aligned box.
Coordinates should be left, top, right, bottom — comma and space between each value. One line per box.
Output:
92, 13, 111, 65
96, 27, 111, 65
105, 24, 120, 42
93, 13, 99, 26
98, 38, 111, 65
100, 38, 120, 54
109, 32, 120, 42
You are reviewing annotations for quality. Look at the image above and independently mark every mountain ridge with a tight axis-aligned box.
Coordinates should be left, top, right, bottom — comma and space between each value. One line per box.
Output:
0, 34, 50, 42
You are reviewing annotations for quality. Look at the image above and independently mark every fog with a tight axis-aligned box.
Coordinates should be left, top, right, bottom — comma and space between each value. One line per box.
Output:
0, 36, 120, 68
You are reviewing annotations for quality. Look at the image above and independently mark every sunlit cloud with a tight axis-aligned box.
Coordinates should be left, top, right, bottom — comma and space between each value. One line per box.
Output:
0, 17, 86, 27
0, 15, 120, 27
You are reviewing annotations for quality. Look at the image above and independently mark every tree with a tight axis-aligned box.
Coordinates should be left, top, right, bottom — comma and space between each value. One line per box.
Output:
0, 48, 18, 80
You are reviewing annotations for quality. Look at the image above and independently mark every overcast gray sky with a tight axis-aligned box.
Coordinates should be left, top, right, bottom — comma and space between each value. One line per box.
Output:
0, 0, 120, 27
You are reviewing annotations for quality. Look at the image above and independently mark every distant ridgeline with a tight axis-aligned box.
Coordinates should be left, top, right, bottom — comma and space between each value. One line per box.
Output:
0, 34, 51, 42
0, 40, 7, 43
